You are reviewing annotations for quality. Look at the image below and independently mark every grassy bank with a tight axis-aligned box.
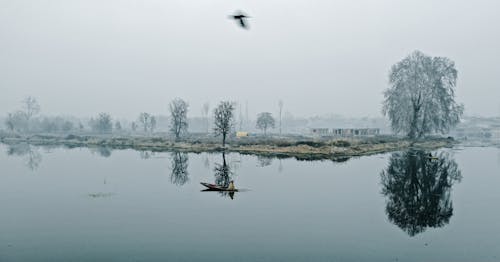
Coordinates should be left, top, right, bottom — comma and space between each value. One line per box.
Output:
0, 132, 456, 161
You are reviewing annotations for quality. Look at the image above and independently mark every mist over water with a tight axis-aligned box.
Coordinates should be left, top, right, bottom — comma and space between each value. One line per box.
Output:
1, 1, 500, 261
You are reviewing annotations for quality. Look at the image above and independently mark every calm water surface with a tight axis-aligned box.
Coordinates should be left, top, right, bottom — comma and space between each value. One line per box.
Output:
0, 143, 499, 262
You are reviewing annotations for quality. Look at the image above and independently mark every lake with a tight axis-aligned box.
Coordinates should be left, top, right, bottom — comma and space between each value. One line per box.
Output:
0, 143, 499, 262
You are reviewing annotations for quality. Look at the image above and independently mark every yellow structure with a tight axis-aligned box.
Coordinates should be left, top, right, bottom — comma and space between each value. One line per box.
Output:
236, 131, 249, 138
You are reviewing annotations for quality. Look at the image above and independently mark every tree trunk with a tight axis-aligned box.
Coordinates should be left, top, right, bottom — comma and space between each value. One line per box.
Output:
408, 104, 421, 140
418, 107, 428, 139
279, 110, 282, 135
222, 133, 226, 148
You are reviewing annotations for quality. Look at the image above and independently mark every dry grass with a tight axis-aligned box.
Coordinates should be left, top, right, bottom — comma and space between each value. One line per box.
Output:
1, 133, 455, 161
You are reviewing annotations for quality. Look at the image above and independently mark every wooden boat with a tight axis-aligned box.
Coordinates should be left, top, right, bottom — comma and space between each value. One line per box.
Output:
200, 182, 238, 192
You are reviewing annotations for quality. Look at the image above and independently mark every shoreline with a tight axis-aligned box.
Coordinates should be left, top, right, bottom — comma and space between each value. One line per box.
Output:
0, 133, 456, 161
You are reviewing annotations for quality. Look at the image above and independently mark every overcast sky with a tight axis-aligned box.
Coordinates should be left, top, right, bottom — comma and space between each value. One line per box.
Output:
1, 0, 499, 119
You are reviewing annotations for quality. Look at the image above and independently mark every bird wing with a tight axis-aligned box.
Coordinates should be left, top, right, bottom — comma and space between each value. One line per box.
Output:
239, 18, 247, 28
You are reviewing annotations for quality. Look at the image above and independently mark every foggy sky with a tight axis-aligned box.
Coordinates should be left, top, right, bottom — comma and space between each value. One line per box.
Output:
1, 0, 499, 119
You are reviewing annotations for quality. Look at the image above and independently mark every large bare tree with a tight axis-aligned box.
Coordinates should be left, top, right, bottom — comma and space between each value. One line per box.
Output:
383, 50, 464, 139
22, 96, 40, 120
213, 101, 235, 147
169, 98, 189, 140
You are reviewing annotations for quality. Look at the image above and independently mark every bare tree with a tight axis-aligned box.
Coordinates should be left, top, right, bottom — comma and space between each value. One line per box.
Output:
114, 121, 122, 132
138, 112, 156, 133
22, 96, 40, 120
202, 102, 210, 133
138, 113, 150, 132
89, 113, 112, 133
383, 50, 464, 139
5, 111, 28, 132
150, 116, 157, 133
278, 100, 283, 135
213, 101, 235, 147
256, 112, 275, 136
131, 122, 138, 132
169, 98, 189, 139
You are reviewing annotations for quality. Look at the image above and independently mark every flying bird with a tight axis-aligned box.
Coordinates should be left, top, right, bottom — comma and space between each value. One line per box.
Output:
229, 11, 251, 29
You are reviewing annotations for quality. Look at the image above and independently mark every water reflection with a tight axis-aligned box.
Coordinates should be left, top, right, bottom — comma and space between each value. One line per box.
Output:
140, 151, 156, 159
214, 152, 232, 187
212, 152, 236, 199
380, 150, 462, 236
170, 151, 189, 186
203, 155, 210, 169
257, 155, 273, 167
89, 147, 112, 158
6, 143, 42, 170
497, 149, 500, 166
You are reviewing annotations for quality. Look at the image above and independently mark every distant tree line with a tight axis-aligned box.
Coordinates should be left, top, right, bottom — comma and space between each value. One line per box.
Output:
89, 113, 113, 133
5, 64, 465, 148
4, 96, 74, 133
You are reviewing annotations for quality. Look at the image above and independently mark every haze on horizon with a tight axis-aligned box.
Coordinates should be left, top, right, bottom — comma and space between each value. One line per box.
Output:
1, 0, 499, 119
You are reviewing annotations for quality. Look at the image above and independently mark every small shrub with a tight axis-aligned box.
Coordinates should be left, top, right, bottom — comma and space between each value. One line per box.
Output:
295, 141, 325, 148
331, 140, 351, 147
65, 134, 78, 140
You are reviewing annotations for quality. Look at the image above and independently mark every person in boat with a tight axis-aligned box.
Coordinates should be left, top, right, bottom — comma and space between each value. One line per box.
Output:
227, 180, 235, 190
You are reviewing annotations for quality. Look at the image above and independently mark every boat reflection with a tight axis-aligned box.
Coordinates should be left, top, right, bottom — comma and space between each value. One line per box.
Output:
380, 150, 462, 236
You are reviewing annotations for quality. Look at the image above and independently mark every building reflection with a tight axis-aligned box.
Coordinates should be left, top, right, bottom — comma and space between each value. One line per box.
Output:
170, 151, 189, 186
6, 143, 42, 170
380, 150, 462, 236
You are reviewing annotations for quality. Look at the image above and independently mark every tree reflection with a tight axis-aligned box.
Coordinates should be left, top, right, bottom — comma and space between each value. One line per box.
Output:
257, 155, 273, 167
204, 155, 210, 169
139, 150, 156, 159
214, 152, 231, 188
170, 151, 189, 186
380, 150, 462, 236
90, 147, 112, 157
7, 143, 42, 170
213, 152, 235, 199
